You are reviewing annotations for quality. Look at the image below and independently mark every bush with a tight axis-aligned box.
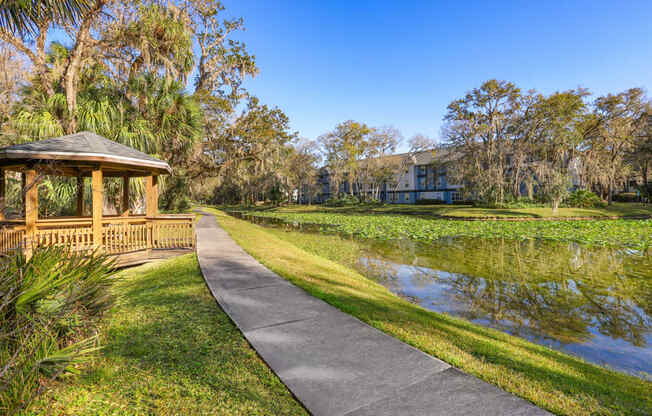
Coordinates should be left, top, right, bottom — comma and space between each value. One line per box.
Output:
0, 248, 116, 414
563, 190, 606, 208
325, 194, 360, 207
211, 183, 242, 205
415, 198, 446, 205
613, 192, 640, 203
160, 175, 193, 213
168, 195, 192, 213
474, 198, 546, 209
362, 198, 385, 206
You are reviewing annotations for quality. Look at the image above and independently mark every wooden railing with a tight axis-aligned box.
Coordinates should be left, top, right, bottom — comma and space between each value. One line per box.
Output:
0, 215, 195, 258
35, 226, 94, 252
103, 222, 148, 254
0, 224, 25, 255
151, 217, 195, 249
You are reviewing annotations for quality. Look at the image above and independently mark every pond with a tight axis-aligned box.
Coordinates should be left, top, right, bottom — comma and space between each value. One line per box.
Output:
231, 212, 652, 378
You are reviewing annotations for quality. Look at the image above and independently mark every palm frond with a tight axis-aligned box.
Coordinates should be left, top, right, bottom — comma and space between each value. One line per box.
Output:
0, 0, 93, 35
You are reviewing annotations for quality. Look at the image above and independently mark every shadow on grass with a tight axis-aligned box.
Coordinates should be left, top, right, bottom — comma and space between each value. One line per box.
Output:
94, 256, 307, 415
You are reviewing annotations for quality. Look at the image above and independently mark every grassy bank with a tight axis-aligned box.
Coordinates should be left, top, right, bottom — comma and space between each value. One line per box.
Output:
228, 208, 652, 249
206, 207, 652, 416
237, 202, 652, 219
30, 254, 306, 416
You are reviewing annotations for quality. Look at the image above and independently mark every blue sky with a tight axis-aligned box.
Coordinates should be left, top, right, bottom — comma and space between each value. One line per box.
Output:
219, 0, 652, 149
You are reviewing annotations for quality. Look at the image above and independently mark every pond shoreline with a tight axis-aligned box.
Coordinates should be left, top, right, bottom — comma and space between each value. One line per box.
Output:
209, 207, 652, 416
230, 210, 651, 378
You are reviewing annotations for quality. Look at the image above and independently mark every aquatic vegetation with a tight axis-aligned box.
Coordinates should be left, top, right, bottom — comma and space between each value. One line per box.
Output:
254, 220, 652, 376
232, 210, 652, 249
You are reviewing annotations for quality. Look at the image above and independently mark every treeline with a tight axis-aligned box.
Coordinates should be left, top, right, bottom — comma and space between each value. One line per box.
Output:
443, 80, 652, 207
0, 0, 296, 213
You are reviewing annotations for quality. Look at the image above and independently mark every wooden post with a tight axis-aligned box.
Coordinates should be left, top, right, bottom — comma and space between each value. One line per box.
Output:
122, 176, 130, 216
146, 175, 158, 251
0, 168, 5, 221
24, 169, 38, 259
92, 169, 103, 249
146, 175, 158, 217
20, 172, 25, 217
76, 174, 84, 216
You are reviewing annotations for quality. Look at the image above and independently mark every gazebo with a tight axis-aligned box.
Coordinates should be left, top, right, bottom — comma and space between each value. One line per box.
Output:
0, 131, 194, 266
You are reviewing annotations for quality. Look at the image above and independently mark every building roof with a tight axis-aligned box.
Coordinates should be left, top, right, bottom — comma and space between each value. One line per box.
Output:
357, 148, 450, 168
318, 147, 456, 176
0, 131, 171, 175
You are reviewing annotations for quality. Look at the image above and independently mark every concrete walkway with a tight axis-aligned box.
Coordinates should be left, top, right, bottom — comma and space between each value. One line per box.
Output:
196, 211, 550, 416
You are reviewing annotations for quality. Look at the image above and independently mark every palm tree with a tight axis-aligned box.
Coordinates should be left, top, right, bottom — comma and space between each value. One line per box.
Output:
0, 0, 91, 35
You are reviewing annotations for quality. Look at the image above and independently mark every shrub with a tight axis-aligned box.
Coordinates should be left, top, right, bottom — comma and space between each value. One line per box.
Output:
211, 183, 242, 205
325, 195, 360, 206
168, 195, 192, 213
0, 248, 116, 414
613, 192, 639, 203
160, 176, 193, 213
563, 190, 606, 208
415, 198, 446, 205
473, 198, 546, 209
362, 198, 385, 206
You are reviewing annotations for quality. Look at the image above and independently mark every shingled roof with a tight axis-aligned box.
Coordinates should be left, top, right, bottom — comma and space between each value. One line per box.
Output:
0, 131, 171, 174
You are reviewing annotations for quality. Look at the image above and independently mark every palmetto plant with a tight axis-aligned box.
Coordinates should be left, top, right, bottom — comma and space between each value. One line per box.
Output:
0, 0, 92, 35
6, 68, 201, 215
0, 247, 116, 414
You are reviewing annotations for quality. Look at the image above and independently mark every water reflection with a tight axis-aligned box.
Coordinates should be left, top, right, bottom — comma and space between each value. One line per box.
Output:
232, 212, 652, 377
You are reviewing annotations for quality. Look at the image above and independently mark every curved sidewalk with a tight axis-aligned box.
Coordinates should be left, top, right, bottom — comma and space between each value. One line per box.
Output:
196, 211, 549, 416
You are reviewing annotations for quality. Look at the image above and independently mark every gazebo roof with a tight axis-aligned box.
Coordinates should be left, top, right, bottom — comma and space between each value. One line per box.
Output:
0, 131, 171, 175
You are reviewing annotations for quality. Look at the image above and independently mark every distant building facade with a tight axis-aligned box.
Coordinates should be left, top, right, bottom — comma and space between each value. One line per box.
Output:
312, 150, 464, 204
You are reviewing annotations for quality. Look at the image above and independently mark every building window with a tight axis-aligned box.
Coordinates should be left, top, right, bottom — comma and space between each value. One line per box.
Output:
451, 191, 461, 202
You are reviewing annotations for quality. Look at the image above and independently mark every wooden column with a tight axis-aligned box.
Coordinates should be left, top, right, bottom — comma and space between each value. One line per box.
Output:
76, 174, 84, 216
146, 175, 158, 217
92, 169, 103, 249
24, 169, 38, 259
122, 176, 130, 216
146, 175, 158, 251
20, 172, 25, 217
0, 168, 5, 221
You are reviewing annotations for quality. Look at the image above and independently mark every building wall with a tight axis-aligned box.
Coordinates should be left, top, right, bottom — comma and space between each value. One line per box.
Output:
313, 155, 463, 205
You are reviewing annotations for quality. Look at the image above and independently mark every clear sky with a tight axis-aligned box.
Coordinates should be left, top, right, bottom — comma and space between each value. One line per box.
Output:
220, 0, 652, 149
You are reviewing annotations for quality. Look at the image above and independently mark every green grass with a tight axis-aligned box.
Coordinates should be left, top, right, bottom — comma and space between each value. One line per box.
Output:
206, 207, 652, 416
236, 202, 652, 219
227, 208, 652, 249
29, 255, 307, 416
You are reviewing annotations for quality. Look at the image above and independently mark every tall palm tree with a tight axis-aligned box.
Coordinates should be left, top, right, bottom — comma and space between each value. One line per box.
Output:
0, 0, 91, 35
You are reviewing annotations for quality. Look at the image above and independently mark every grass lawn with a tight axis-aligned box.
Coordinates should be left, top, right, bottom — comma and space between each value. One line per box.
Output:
206, 207, 652, 416
243, 202, 652, 219
29, 254, 306, 416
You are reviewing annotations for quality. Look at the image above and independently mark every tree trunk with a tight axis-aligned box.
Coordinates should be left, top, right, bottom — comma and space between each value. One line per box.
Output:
35, 21, 54, 96
63, 0, 107, 133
